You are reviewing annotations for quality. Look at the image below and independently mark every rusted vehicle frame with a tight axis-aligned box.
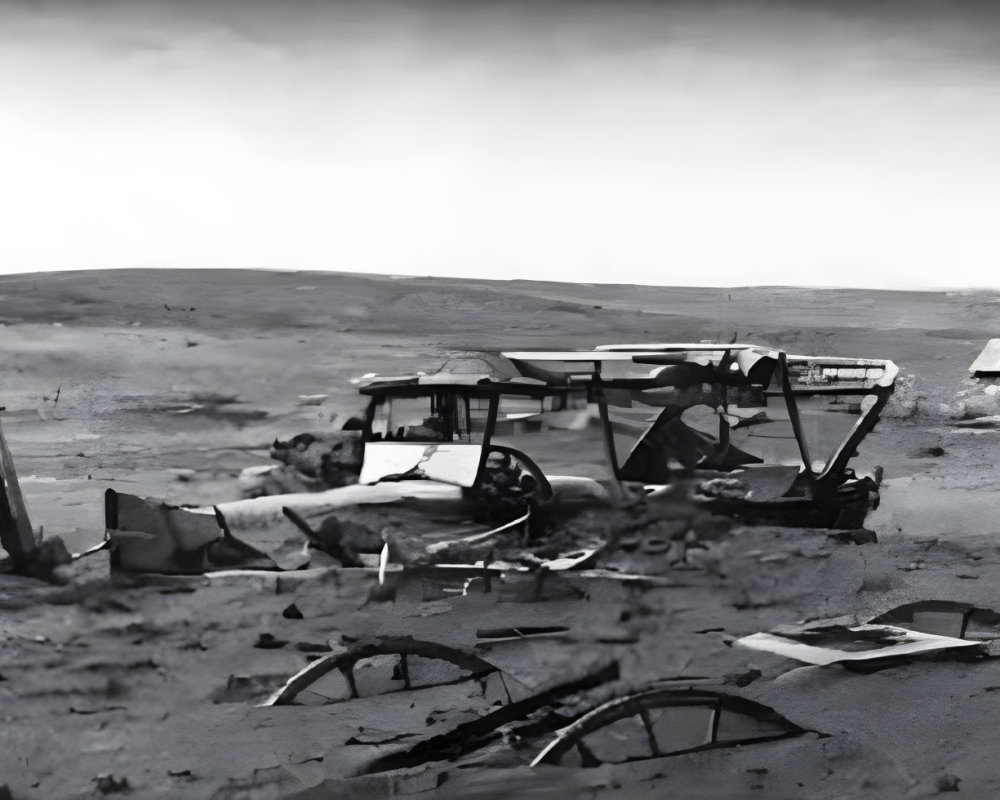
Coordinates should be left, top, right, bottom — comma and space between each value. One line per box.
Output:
502, 343, 898, 527
357, 380, 562, 497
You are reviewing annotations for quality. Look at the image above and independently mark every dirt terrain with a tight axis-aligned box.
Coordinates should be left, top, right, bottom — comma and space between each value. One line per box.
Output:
2, 269, 1000, 799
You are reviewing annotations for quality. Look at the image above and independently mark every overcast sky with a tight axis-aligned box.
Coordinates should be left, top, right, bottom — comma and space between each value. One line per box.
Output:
1, 0, 998, 288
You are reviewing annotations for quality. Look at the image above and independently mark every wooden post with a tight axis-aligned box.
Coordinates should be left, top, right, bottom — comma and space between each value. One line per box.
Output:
0, 418, 36, 567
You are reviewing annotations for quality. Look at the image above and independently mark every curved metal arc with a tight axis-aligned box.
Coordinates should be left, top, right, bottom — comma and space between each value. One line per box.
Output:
262, 637, 499, 706
478, 444, 554, 500
531, 688, 805, 767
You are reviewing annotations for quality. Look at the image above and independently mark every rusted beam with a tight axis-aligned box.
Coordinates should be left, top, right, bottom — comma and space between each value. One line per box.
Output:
778, 352, 815, 480
817, 361, 898, 490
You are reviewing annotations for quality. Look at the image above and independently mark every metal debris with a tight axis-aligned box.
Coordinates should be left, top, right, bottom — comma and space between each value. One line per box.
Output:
871, 601, 1000, 641
263, 637, 508, 706
970, 339, 1000, 376
736, 623, 983, 667
531, 686, 808, 767
361, 661, 621, 774
502, 344, 898, 529
104, 489, 306, 573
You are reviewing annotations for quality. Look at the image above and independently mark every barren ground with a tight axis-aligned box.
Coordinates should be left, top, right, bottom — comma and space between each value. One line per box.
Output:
2, 269, 1000, 799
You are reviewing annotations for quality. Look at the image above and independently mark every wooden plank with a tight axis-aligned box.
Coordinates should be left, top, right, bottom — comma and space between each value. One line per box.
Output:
0, 419, 36, 565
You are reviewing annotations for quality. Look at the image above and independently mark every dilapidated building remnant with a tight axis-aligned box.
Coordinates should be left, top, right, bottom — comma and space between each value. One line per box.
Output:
970, 339, 1000, 377
355, 377, 575, 533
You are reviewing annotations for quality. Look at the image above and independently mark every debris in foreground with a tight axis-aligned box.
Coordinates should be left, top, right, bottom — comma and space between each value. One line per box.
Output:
970, 339, 1000, 377
736, 624, 983, 667
531, 686, 809, 767
104, 489, 308, 573
263, 637, 509, 706
360, 660, 621, 774
0, 418, 70, 580
871, 601, 1000, 640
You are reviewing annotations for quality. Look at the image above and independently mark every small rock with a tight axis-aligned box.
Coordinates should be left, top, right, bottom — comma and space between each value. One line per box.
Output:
295, 641, 331, 653
167, 769, 194, 780
725, 668, 762, 687
935, 773, 961, 792
827, 529, 878, 546
963, 394, 1000, 419
253, 633, 288, 649
93, 774, 130, 794
167, 469, 195, 482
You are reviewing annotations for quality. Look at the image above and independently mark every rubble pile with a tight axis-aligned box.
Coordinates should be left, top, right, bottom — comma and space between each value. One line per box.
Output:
240, 430, 365, 497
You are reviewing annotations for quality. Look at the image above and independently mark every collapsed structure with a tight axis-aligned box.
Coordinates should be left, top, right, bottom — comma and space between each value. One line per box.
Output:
96, 342, 899, 574
357, 342, 898, 528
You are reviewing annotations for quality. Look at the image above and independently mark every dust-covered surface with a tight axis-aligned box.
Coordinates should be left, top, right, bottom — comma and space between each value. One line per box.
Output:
3, 269, 1000, 799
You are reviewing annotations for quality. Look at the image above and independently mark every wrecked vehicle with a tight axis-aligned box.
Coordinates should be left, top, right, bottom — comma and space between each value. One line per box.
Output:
99, 342, 897, 575
302, 342, 898, 531
101, 374, 610, 573
501, 343, 898, 529
256, 342, 898, 531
